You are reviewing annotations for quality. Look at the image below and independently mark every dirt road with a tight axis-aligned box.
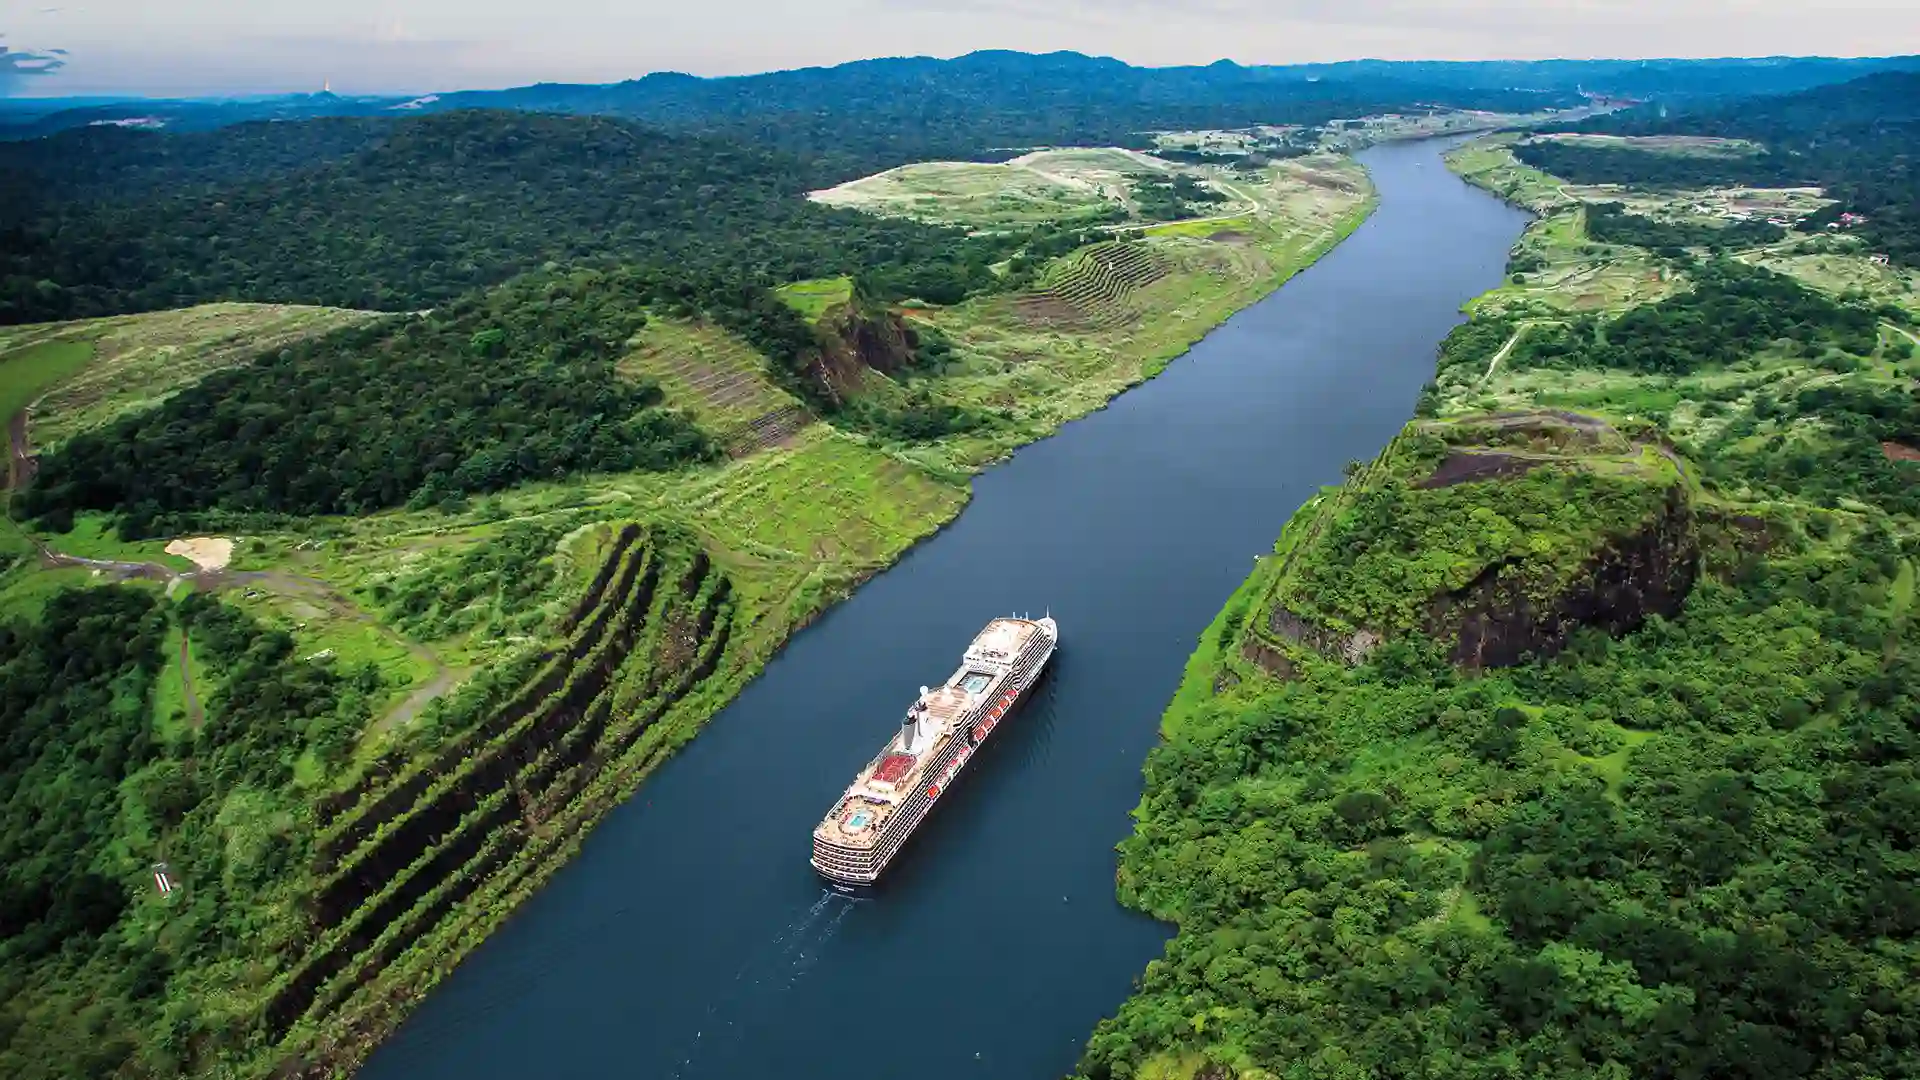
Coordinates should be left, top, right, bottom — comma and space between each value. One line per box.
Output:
5, 408, 35, 492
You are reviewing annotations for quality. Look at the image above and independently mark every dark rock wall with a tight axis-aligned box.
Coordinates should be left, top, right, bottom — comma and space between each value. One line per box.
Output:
1429, 485, 1699, 670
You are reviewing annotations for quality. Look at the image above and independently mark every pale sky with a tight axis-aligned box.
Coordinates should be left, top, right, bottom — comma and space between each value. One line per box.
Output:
3, 0, 1917, 98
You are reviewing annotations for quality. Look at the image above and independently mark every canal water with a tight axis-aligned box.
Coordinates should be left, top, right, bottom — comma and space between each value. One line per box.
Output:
359, 136, 1530, 1080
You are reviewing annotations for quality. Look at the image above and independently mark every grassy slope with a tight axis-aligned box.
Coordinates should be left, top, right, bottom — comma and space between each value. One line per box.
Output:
0, 303, 381, 452
774, 276, 856, 321
1079, 136, 1920, 1080
0, 147, 1381, 1080
617, 315, 812, 441
0, 340, 96, 434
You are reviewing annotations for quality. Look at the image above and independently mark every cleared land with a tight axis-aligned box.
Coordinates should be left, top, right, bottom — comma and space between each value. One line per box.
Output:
1450, 136, 1912, 325
1533, 132, 1765, 157
808, 147, 1179, 228
774, 276, 855, 321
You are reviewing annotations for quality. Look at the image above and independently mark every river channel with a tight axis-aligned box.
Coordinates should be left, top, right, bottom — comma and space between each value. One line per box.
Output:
359, 136, 1531, 1080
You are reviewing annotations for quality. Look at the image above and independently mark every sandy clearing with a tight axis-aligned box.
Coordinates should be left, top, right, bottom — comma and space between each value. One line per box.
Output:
165, 536, 234, 571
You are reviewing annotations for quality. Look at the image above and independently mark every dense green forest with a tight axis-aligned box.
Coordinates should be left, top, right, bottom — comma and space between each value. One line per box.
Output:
0, 110, 1025, 325
1521, 72, 1920, 265
17, 268, 720, 532
1080, 529, 1920, 1079
0, 587, 385, 1080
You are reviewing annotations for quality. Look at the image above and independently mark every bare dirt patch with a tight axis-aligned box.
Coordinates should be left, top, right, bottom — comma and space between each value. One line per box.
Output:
165, 536, 235, 570
1207, 229, 1251, 244
1419, 451, 1548, 489
1011, 295, 1091, 329
1882, 441, 1920, 463
1240, 636, 1296, 679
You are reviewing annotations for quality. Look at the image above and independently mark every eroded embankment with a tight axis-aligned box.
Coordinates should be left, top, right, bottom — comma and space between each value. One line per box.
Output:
262, 523, 739, 1074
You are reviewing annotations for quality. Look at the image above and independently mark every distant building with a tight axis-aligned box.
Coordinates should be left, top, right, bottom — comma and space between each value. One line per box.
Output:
1870, 254, 1891, 266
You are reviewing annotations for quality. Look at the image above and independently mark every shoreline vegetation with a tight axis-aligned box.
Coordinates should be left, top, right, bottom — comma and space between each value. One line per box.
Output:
1074, 117, 1918, 1079
0, 130, 1379, 1078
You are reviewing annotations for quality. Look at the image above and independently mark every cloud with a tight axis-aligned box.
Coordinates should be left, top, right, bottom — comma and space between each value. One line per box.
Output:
0, 44, 69, 93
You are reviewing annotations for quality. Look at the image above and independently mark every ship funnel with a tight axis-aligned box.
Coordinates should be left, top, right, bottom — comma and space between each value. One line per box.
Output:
900, 715, 917, 753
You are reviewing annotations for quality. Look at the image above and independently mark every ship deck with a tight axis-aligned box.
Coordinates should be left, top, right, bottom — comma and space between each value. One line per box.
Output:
813, 618, 1052, 852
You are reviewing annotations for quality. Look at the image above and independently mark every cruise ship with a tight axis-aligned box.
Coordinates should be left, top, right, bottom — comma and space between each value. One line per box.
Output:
812, 615, 1059, 886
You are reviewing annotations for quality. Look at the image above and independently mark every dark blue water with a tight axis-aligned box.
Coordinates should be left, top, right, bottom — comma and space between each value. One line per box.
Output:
360, 137, 1529, 1080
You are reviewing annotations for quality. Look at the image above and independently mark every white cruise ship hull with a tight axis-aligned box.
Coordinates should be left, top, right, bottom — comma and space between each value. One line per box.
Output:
812, 618, 1057, 887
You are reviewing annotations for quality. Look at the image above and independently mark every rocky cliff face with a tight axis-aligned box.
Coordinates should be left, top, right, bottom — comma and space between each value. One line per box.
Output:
1265, 481, 1700, 674
1426, 485, 1699, 670
803, 300, 921, 404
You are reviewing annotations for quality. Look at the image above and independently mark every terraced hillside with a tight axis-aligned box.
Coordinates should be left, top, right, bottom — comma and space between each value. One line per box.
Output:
619, 318, 814, 455
263, 523, 739, 1069
1013, 241, 1176, 329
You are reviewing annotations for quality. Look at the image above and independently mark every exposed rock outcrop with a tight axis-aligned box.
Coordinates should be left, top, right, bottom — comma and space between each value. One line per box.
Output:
1427, 485, 1698, 670
804, 299, 921, 404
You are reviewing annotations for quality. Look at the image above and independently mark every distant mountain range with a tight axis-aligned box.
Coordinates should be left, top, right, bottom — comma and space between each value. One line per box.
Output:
7, 50, 1918, 152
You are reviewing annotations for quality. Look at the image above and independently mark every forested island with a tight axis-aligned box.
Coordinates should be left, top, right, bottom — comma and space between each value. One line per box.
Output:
3, 48, 1918, 1080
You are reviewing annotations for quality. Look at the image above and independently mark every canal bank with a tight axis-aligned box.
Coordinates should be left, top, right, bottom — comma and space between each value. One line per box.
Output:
358, 136, 1531, 1080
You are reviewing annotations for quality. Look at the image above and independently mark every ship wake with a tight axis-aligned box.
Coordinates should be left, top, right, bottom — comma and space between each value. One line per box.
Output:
667, 889, 862, 1078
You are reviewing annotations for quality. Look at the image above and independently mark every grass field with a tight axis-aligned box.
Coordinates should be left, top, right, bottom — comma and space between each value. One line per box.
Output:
0, 339, 96, 431
1744, 247, 1920, 319
903, 156, 1374, 470
1451, 134, 1913, 325
1445, 136, 1573, 213
43, 512, 200, 571
1448, 144, 1678, 318
2, 303, 378, 450
774, 276, 855, 321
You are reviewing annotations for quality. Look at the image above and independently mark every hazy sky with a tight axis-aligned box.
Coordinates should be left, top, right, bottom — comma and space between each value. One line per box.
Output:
3, 0, 1917, 98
